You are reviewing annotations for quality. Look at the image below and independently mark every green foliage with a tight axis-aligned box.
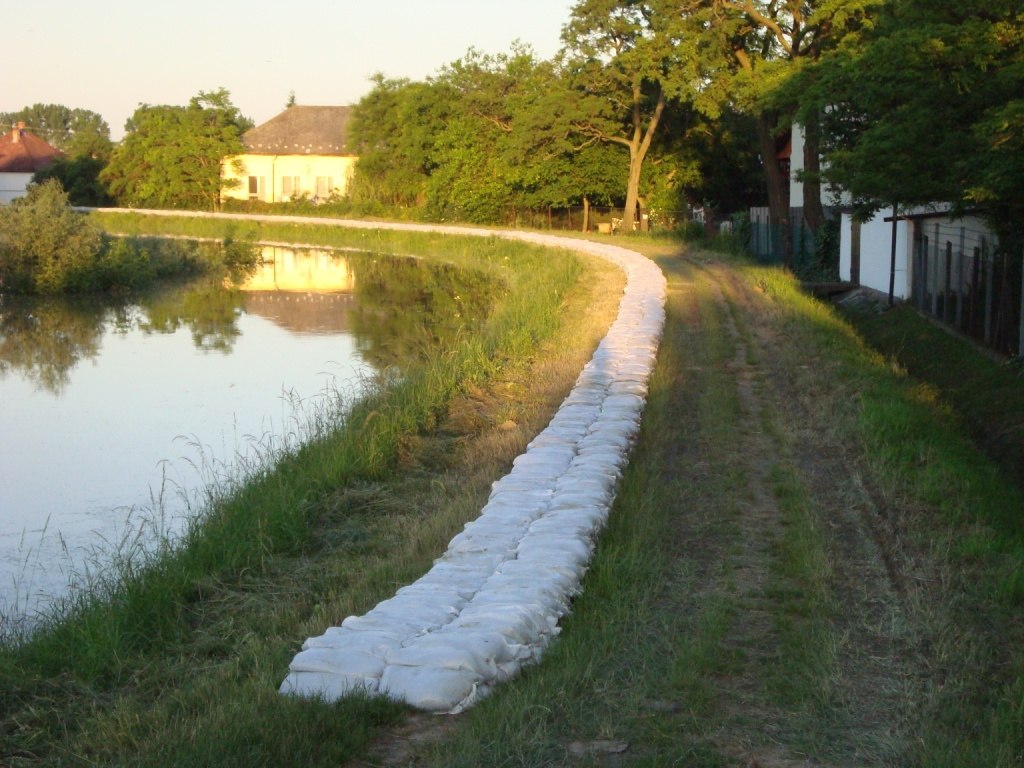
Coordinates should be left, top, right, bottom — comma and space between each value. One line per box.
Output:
0, 184, 240, 295
347, 75, 454, 206
32, 155, 113, 206
806, 0, 1024, 254
0, 180, 103, 293
0, 102, 113, 159
101, 89, 250, 211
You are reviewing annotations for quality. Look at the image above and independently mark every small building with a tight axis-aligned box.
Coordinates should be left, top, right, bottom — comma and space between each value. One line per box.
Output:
0, 122, 63, 204
221, 105, 356, 204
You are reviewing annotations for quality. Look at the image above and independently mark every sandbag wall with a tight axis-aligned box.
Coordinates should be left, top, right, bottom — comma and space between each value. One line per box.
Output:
265, 225, 668, 712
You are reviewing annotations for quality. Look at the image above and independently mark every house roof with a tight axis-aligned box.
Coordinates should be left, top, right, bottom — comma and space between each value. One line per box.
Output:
0, 123, 63, 173
241, 105, 354, 156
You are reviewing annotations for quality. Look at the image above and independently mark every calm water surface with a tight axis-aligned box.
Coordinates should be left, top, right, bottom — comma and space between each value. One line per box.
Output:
0, 245, 488, 622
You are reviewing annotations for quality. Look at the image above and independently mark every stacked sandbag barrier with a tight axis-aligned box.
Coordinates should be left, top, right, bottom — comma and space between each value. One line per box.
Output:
280, 228, 666, 713
92, 213, 665, 713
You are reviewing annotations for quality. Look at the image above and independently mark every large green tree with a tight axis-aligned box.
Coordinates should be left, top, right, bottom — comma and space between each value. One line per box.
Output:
101, 89, 251, 211
683, 0, 878, 256
560, 0, 706, 230
347, 75, 457, 207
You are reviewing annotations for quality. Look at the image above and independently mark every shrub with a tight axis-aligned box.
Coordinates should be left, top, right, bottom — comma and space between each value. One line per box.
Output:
0, 180, 103, 293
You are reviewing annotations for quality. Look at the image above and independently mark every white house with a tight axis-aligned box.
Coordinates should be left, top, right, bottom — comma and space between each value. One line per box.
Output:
0, 123, 63, 203
221, 106, 357, 204
838, 205, 998, 302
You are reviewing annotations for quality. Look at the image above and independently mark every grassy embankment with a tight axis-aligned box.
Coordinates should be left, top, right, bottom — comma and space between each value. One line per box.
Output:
0, 214, 629, 765
358, 242, 1023, 767
842, 301, 1024, 487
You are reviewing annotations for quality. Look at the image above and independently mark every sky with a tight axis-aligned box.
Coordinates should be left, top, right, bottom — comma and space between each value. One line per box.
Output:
4, 0, 577, 139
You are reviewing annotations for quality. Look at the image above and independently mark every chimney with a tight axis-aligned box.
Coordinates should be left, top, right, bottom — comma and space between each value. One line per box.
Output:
12, 122, 25, 143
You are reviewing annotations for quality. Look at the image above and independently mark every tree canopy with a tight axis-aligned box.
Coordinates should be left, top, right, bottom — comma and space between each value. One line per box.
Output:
806, 0, 1024, 252
0, 103, 113, 159
100, 89, 251, 211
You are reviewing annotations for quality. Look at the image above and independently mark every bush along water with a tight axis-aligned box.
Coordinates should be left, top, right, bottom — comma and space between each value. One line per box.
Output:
0, 181, 258, 294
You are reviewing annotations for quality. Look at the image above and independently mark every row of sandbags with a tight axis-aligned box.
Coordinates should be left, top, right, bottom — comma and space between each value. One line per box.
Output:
280, 230, 666, 712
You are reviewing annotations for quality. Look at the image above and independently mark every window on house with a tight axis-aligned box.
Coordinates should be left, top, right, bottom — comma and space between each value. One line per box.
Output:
281, 176, 301, 199
248, 176, 265, 200
315, 176, 334, 199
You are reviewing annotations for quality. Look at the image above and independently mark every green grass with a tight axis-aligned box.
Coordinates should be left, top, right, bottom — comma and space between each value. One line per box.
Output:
843, 302, 1024, 487
394, 249, 1024, 767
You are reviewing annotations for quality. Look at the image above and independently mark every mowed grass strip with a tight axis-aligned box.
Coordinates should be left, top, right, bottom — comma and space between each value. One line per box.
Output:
0, 218, 626, 766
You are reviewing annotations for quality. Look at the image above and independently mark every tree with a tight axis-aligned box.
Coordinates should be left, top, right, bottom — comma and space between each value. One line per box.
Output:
0, 103, 113, 159
560, 0, 703, 230
688, 0, 879, 258
809, 0, 1024, 257
33, 156, 113, 207
101, 89, 251, 211
347, 75, 457, 207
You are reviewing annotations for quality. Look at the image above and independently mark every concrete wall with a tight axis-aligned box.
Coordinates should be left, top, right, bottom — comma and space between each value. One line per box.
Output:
222, 154, 357, 203
0, 172, 33, 204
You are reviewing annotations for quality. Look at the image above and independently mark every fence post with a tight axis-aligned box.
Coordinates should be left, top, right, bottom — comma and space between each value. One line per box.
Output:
984, 238, 994, 345
971, 246, 981, 337
956, 227, 966, 329
944, 241, 953, 322
1018, 246, 1024, 357
932, 224, 940, 316
920, 236, 929, 311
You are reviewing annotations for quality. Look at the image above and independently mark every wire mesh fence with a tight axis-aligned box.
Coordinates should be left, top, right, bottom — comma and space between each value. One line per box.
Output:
746, 207, 838, 278
911, 220, 1023, 357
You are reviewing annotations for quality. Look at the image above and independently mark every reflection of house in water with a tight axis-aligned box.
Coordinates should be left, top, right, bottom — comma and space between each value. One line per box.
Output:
239, 247, 357, 334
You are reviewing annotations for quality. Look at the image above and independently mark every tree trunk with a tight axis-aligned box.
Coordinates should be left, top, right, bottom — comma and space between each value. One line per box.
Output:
621, 87, 666, 232
757, 110, 791, 265
582, 197, 590, 233
624, 148, 643, 233
802, 115, 826, 231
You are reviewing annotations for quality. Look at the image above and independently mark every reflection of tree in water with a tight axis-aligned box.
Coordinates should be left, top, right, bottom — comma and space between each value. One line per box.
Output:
0, 278, 247, 395
137, 281, 246, 353
0, 295, 107, 395
344, 254, 496, 373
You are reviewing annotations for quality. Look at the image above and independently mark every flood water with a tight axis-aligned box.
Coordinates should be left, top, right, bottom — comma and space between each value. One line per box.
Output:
0, 244, 490, 624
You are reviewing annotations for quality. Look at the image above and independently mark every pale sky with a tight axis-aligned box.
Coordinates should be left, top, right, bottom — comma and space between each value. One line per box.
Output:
4, 0, 577, 139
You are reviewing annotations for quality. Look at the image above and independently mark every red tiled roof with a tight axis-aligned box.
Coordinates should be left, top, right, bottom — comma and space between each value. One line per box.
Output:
0, 125, 63, 173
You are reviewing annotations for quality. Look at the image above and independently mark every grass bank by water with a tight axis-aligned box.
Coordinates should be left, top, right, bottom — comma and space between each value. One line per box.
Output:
0, 216, 624, 765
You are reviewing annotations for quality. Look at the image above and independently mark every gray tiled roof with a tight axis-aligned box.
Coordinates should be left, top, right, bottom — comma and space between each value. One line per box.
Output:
242, 105, 354, 155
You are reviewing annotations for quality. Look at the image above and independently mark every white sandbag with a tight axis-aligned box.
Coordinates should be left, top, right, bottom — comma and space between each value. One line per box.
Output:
379, 664, 483, 712
386, 641, 497, 678
289, 647, 386, 678
280, 671, 379, 700
301, 628, 404, 655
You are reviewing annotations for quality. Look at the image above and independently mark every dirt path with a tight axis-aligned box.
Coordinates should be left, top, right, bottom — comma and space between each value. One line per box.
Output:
660, 258, 926, 766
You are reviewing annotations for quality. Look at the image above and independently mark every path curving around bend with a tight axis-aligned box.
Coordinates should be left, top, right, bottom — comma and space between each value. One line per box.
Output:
94, 210, 667, 713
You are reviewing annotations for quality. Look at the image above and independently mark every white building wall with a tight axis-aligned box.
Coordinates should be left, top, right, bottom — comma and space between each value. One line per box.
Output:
839, 207, 913, 299
0, 172, 33, 204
